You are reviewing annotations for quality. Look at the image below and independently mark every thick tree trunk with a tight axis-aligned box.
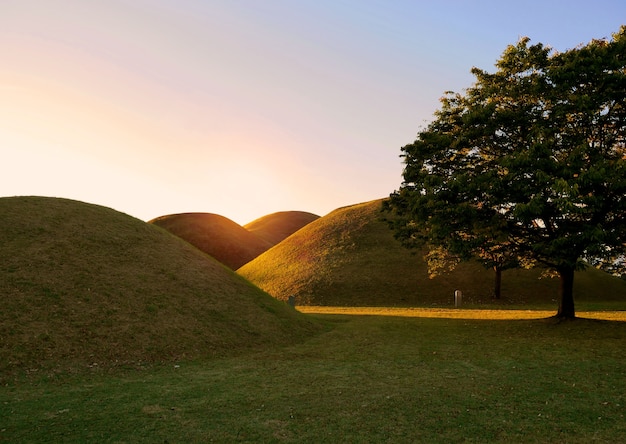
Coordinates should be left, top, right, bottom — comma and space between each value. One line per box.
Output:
556, 267, 576, 319
493, 266, 502, 299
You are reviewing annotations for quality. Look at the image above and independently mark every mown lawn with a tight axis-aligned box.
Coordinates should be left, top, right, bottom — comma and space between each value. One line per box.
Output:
2, 309, 625, 443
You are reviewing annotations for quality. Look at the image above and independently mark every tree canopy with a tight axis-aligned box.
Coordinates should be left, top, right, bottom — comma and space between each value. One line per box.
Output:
385, 27, 626, 318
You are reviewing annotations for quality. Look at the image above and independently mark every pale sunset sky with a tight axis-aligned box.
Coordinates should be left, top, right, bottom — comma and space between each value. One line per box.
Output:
1, 1, 624, 224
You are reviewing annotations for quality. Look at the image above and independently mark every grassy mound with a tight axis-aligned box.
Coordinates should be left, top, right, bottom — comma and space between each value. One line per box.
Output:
149, 213, 272, 269
244, 211, 320, 246
0, 197, 321, 376
238, 199, 626, 307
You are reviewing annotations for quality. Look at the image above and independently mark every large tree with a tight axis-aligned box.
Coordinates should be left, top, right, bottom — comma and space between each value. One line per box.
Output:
385, 27, 626, 318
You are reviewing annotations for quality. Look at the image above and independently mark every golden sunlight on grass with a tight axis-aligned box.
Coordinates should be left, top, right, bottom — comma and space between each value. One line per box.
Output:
297, 306, 626, 321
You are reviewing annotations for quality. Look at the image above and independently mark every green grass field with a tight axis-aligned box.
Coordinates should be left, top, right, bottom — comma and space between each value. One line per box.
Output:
3, 309, 625, 443
3, 196, 625, 442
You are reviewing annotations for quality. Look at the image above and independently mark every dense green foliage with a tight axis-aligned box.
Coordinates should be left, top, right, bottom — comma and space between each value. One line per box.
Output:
386, 27, 626, 318
3, 313, 626, 442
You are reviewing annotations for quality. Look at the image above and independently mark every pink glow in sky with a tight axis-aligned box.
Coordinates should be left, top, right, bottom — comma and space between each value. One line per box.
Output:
1, 0, 624, 224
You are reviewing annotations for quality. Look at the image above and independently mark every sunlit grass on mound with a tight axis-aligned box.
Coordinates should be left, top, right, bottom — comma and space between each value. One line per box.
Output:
149, 212, 272, 269
239, 199, 626, 309
0, 196, 322, 378
243, 211, 320, 245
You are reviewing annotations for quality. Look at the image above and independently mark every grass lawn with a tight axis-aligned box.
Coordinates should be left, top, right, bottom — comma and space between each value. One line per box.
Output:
2, 308, 625, 443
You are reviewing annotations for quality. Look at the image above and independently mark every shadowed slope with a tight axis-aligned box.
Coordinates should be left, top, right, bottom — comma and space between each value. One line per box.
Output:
149, 213, 272, 269
0, 197, 320, 376
244, 211, 320, 246
238, 199, 626, 307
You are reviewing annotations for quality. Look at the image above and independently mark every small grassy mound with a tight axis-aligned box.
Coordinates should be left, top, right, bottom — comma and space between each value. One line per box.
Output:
238, 199, 626, 308
244, 211, 320, 246
149, 213, 272, 269
0, 197, 321, 377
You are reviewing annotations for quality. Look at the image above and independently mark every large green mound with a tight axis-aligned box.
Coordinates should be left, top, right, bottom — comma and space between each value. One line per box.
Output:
238, 199, 626, 307
0, 197, 320, 376
244, 211, 320, 246
149, 212, 272, 269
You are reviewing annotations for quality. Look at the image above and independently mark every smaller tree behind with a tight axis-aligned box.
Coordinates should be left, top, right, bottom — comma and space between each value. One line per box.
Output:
385, 27, 626, 318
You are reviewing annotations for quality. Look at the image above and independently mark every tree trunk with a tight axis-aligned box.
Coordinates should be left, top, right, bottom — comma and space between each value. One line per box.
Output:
556, 267, 576, 319
493, 266, 502, 299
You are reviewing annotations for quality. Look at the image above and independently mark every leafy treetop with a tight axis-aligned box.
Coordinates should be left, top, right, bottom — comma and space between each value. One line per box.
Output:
385, 27, 626, 318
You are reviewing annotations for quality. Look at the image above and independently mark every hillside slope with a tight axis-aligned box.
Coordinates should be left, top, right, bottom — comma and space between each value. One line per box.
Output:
0, 197, 321, 376
149, 212, 272, 269
238, 199, 626, 307
244, 211, 320, 245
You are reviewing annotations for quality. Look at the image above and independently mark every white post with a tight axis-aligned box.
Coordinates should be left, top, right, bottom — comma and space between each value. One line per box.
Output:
454, 290, 462, 307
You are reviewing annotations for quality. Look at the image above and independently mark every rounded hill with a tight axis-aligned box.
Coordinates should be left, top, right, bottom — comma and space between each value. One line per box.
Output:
238, 199, 626, 307
0, 197, 320, 376
149, 212, 272, 269
244, 211, 320, 245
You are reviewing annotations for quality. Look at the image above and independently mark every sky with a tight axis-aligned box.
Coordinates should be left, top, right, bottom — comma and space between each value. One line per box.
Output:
1, 1, 624, 224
